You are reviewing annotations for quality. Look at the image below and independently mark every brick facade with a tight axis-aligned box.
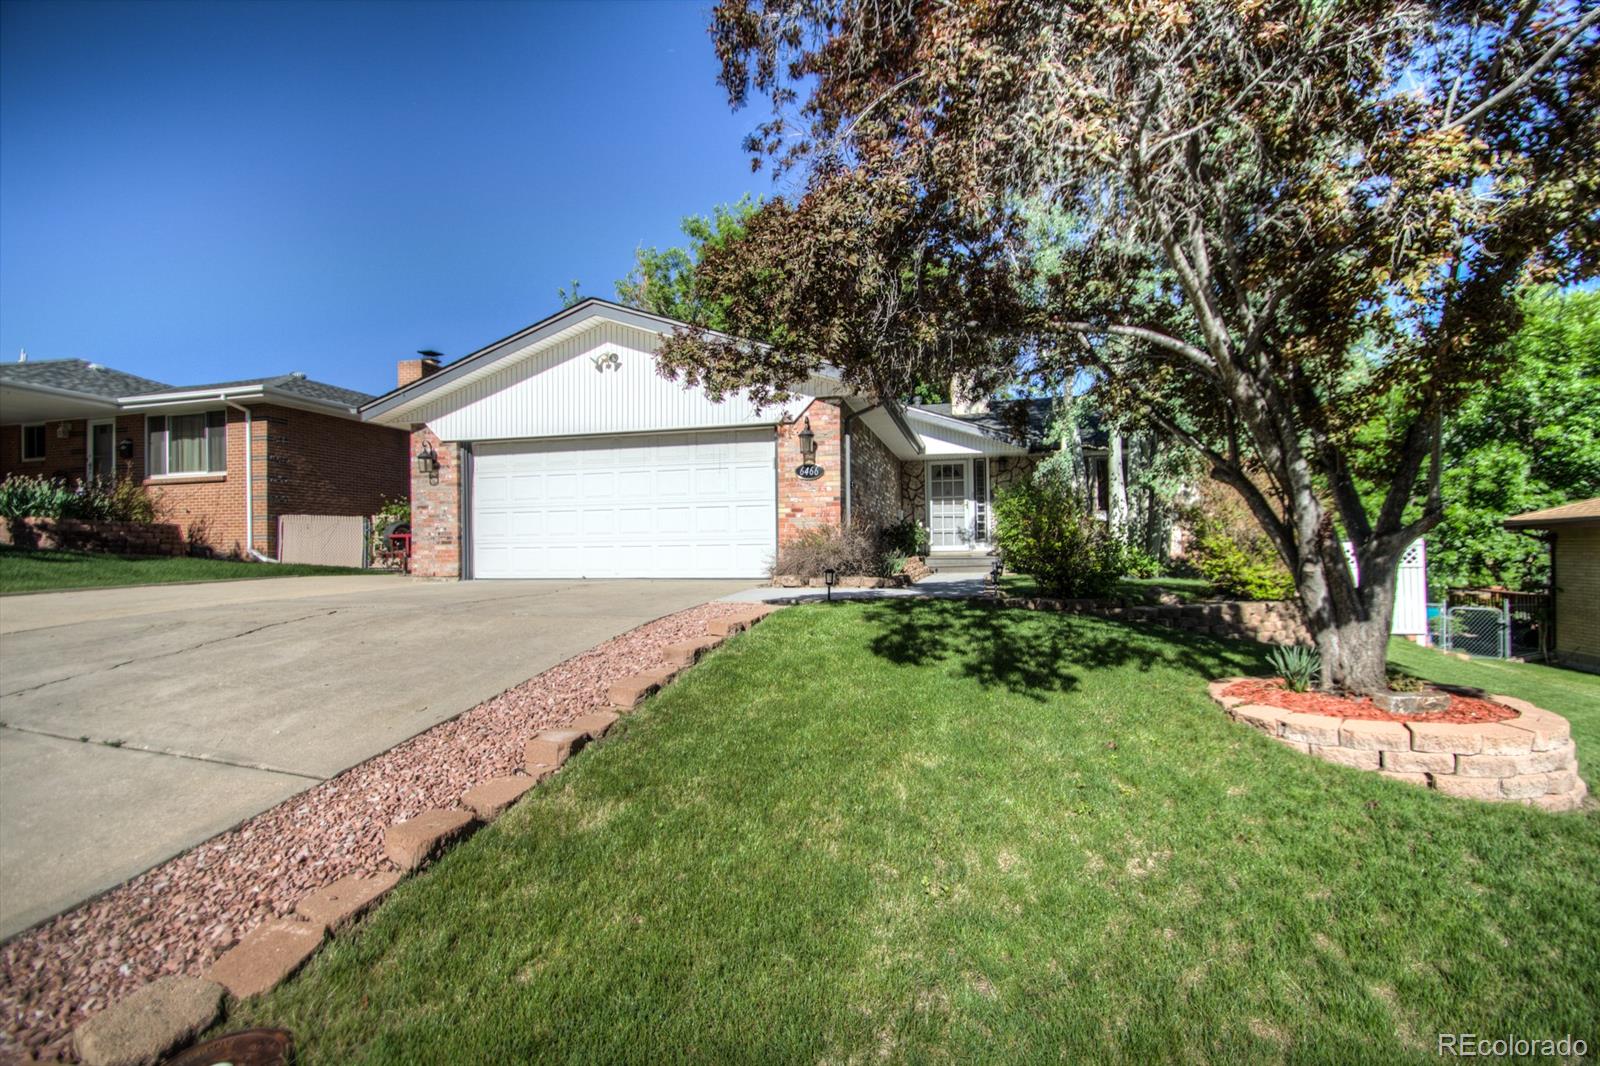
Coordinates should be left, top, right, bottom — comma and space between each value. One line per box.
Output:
776, 399, 844, 545
1553, 527, 1600, 672
408, 426, 463, 579
1, 408, 407, 559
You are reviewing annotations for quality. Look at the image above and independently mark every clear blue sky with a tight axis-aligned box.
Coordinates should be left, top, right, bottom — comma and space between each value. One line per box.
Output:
0, 0, 770, 396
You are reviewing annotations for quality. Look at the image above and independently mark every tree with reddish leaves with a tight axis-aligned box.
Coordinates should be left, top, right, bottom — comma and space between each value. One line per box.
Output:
659, 0, 1599, 692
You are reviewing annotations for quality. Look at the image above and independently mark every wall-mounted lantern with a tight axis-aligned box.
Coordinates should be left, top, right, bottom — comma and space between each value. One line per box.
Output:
797, 418, 816, 464
56, 423, 71, 439
415, 441, 439, 483
117, 437, 134, 459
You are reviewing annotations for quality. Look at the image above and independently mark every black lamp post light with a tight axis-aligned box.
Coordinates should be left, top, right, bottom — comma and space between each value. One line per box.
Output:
823, 566, 838, 601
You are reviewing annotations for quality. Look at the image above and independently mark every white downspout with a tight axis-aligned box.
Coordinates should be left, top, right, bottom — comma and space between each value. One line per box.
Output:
223, 399, 269, 561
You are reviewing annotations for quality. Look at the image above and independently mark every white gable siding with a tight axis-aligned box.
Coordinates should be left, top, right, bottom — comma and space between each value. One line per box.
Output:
414, 321, 800, 442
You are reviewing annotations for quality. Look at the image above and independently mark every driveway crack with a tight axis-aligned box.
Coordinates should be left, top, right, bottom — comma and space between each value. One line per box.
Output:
0, 609, 342, 698
0, 722, 326, 781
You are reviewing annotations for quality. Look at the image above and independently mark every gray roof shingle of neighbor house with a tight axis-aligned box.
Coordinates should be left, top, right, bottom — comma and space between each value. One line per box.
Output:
0, 358, 171, 398
130, 373, 375, 409
0, 360, 376, 410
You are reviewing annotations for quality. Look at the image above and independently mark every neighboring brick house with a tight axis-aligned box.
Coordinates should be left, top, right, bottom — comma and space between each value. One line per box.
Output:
1505, 499, 1600, 674
359, 298, 1073, 580
0, 359, 409, 558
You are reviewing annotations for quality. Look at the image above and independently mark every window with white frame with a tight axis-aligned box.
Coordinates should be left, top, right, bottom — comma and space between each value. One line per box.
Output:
20, 424, 46, 461
146, 412, 227, 476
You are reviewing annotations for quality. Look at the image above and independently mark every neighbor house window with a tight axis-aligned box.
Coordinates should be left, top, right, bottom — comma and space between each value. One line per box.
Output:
146, 412, 227, 476
20, 424, 46, 461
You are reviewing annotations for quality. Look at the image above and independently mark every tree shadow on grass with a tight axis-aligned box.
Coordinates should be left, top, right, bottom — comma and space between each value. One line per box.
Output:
858, 598, 1268, 700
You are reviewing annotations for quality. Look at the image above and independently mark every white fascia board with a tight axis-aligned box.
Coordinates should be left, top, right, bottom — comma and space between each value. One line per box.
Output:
904, 411, 1030, 457
0, 380, 120, 410
119, 386, 360, 419
362, 298, 851, 425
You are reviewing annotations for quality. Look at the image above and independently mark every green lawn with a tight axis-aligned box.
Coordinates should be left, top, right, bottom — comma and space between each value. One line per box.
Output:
224, 602, 1598, 1064
0, 545, 387, 594
1001, 573, 1216, 602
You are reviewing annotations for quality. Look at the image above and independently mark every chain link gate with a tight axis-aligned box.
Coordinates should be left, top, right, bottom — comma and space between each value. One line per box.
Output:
1428, 591, 1552, 660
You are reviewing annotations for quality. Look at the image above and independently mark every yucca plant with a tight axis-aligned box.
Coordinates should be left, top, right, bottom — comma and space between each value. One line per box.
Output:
1267, 644, 1322, 693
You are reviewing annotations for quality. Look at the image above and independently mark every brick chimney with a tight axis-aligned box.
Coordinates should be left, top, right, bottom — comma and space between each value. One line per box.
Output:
397, 351, 442, 388
949, 375, 989, 417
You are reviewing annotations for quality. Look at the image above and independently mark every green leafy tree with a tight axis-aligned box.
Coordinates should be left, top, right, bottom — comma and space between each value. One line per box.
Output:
1427, 287, 1600, 593
660, 0, 1597, 691
615, 196, 762, 331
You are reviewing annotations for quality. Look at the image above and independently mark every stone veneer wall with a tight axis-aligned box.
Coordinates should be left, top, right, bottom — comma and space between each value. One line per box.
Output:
849, 418, 902, 533
0, 516, 185, 556
898, 454, 1043, 528
998, 595, 1312, 645
1209, 682, 1587, 811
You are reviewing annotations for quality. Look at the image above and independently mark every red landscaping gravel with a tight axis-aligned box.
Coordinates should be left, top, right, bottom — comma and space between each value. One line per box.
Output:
1221, 678, 1518, 724
0, 600, 755, 1063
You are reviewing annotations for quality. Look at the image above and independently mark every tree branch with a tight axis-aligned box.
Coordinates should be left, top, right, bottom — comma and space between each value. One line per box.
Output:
1442, 6, 1600, 131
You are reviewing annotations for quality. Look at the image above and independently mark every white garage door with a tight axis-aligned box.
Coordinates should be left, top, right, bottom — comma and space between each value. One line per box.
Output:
470, 429, 776, 579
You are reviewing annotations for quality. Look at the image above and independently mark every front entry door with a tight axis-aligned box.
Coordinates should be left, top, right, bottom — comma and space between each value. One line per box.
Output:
88, 421, 115, 482
928, 460, 970, 549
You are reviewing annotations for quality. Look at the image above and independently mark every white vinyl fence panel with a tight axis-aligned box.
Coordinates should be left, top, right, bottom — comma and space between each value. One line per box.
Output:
1344, 538, 1428, 640
278, 515, 369, 568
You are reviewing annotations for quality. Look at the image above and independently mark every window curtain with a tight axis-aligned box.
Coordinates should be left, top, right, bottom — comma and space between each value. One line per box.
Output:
146, 419, 168, 476
169, 414, 206, 473
146, 412, 227, 475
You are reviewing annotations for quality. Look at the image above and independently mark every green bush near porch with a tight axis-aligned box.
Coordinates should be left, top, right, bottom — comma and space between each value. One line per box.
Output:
223, 602, 1598, 1064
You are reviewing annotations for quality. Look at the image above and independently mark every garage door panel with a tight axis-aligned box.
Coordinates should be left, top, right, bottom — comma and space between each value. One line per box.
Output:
471, 430, 776, 578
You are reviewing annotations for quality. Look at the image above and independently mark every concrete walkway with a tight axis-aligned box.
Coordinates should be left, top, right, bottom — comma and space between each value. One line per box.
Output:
719, 569, 995, 603
0, 575, 751, 938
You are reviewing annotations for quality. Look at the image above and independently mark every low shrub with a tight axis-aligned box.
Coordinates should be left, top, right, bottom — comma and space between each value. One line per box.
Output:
1122, 546, 1163, 580
993, 478, 1128, 599
1180, 478, 1296, 601
0, 475, 76, 521
1190, 531, 1296, 601
774, 524, 884, 579
878, 515, 930, 558
0, 474, 159, 523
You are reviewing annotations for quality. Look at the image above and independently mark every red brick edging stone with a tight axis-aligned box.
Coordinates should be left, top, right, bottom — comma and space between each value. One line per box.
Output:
2, 600, 781, 1064
1208, 679, 1587, 810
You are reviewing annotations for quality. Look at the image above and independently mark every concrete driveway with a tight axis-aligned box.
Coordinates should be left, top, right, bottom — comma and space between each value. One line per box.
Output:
0, 575, 751, 938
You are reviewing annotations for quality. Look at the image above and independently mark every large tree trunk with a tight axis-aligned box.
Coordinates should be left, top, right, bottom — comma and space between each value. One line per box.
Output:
1108, 431, 1129, 533
1294, 540, 1400, 693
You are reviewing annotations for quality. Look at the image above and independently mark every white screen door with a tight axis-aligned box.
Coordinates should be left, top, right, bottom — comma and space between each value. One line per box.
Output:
928, 461, 968, 549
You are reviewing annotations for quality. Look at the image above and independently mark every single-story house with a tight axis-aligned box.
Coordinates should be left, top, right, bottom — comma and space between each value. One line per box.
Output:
0, 358, 409, 558
1504, 498, 1600, 673
360, 299, 1079, 580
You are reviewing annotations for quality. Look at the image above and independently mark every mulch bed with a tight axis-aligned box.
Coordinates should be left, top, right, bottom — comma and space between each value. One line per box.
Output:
0, 601, 754, 1064
1221, 678, 1518, 724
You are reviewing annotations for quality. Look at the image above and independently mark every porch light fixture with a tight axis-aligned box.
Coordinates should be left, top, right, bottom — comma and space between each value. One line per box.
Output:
56, 423, 71, 439
415, 441, 439, 482
117, 437, 134, 459
797, 418, 816, 464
